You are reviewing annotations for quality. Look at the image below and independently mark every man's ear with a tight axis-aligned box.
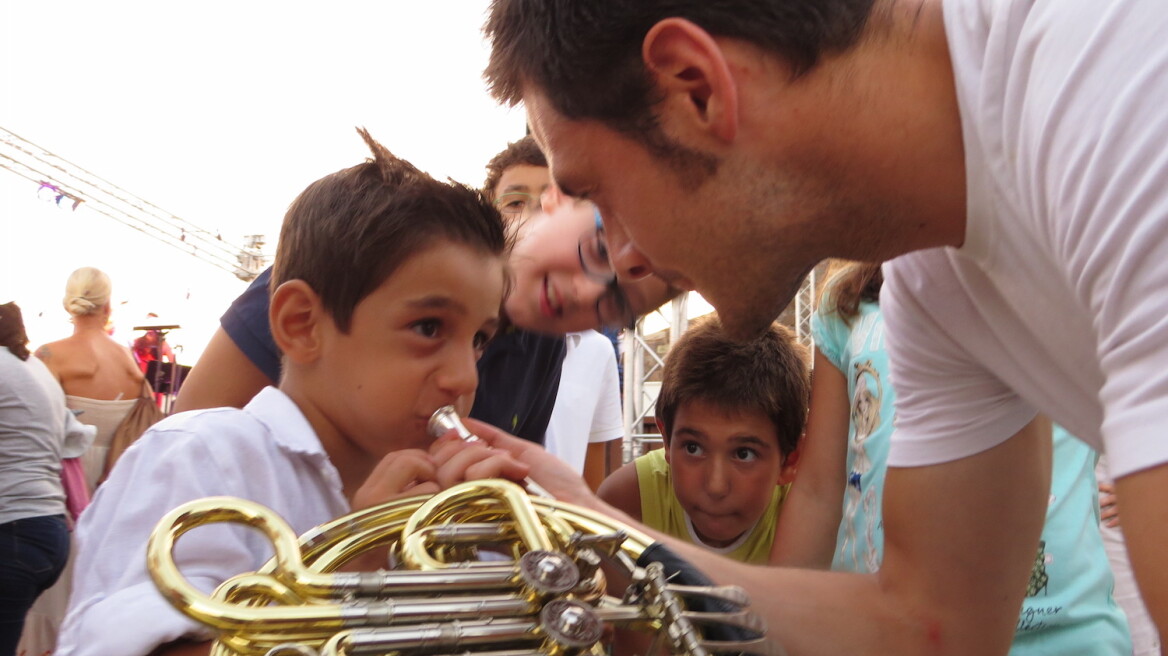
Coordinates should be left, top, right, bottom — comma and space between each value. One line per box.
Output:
642, 17, 739, 143
269, 279, 325, 364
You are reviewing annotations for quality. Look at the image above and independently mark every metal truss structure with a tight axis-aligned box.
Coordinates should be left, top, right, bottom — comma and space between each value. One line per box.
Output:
0, 126, 266, 281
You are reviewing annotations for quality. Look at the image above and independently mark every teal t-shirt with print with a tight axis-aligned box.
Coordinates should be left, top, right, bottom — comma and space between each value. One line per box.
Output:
811, 298, 893, 574
814, 299, 1130, 654
1010, 425, 1130, 655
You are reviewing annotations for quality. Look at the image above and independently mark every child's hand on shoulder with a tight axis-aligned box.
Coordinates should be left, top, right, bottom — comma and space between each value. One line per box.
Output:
351, 448, 440, 511
429, 431, 531, 488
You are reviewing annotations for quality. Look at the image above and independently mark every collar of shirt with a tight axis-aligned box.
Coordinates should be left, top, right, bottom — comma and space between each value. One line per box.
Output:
244, 386, 344, 496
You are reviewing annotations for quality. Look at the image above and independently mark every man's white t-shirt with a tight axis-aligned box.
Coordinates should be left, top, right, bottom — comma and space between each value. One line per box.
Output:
883, 0, 1168, 479
543, 330, 624, 473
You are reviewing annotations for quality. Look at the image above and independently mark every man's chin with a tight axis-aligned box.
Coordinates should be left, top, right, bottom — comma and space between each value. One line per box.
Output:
713, 306, 782, 342
708, 281, 805, 341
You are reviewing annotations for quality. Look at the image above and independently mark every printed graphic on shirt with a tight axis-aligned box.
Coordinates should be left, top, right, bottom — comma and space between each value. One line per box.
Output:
1026, 540, 1049, 598
840, 360, 883, 572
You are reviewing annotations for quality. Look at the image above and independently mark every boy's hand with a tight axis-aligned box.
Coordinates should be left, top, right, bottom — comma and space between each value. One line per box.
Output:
351, 448, 440, 511
429, 431, 531, 488
1099, 482, 1120, 528
461, 418, 597, 506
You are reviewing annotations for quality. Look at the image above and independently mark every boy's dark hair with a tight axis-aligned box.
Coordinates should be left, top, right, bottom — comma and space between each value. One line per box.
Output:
483, 135, 548, 198
656, 315, 809, 461
0, 302, 31, 361
272, 128, 507, 333
484, 0, 876, 168
821, 260, 883, 324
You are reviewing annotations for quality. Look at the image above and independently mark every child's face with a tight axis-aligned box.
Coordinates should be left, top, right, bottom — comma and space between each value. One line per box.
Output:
313, 241, 505, 458
493, 164, 551, 230
664, 399, 785, 548
505, 199, 676, 334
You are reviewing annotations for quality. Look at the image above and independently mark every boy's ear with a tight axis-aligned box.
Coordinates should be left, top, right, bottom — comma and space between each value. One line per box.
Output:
270, 279, 326, 364
655, 417, 671, 463
642, 17, 739, 144
778, 438, 802, 485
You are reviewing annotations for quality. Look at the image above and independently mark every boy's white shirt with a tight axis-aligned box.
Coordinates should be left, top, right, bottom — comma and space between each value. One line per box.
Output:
56, 387, 349, 656
542, 330, 624, 473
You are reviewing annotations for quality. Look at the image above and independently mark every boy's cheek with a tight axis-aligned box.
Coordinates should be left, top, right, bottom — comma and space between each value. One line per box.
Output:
454, 395, 474, 417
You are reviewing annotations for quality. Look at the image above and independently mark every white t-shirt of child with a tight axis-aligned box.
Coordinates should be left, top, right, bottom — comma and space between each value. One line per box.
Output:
543, 330, 624, 473
882, 0, 1168, 479
57, 387, 349, 656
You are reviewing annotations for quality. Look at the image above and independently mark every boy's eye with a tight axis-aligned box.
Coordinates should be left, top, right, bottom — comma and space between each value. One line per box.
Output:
473, 330, 494, 352
734, 447, 759, 462
683, 442, 703, 456
411, 319, 442, 339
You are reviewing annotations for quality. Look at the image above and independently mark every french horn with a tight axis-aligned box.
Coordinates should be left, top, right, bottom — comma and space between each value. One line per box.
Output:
147, 409, 776, 656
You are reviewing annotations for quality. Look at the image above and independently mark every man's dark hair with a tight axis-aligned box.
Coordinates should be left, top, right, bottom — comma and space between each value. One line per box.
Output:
483, 135, 548, 198
656, 315, 810, 461
272, 128, 507, 333
484, 1, 876, 161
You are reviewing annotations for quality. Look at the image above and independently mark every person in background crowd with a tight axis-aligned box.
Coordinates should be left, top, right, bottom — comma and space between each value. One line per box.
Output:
1, 301, 93, 656
35, 267, 142, 487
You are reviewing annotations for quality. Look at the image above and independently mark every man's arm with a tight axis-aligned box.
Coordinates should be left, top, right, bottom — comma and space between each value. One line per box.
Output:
172, 328, 273, 412
1112, 463, 1168, 646
771, 349, 850, 567
478, 416, 1052, 655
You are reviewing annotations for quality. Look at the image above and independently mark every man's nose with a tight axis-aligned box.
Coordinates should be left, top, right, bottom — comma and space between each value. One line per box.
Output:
540, 185, 566, 214
603, 220, 653, 281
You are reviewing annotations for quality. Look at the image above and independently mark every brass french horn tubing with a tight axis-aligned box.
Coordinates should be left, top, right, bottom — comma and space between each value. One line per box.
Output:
151, 478, 765, 656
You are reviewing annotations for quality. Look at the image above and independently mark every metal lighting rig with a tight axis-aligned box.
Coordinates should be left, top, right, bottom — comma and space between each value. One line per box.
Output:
0, 126, 266, 281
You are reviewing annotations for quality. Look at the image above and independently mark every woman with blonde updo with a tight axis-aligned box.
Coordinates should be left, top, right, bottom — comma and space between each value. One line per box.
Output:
34, 267, 143, 489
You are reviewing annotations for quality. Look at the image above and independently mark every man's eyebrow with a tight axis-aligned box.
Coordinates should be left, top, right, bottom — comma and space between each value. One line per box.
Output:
500, 183, 531, 193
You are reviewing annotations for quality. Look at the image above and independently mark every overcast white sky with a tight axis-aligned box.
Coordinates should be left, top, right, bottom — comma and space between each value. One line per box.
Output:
1, 1, 528, 360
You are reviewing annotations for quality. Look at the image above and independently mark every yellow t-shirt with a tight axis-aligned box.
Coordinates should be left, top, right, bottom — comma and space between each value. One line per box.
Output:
634, 449, 786, 564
